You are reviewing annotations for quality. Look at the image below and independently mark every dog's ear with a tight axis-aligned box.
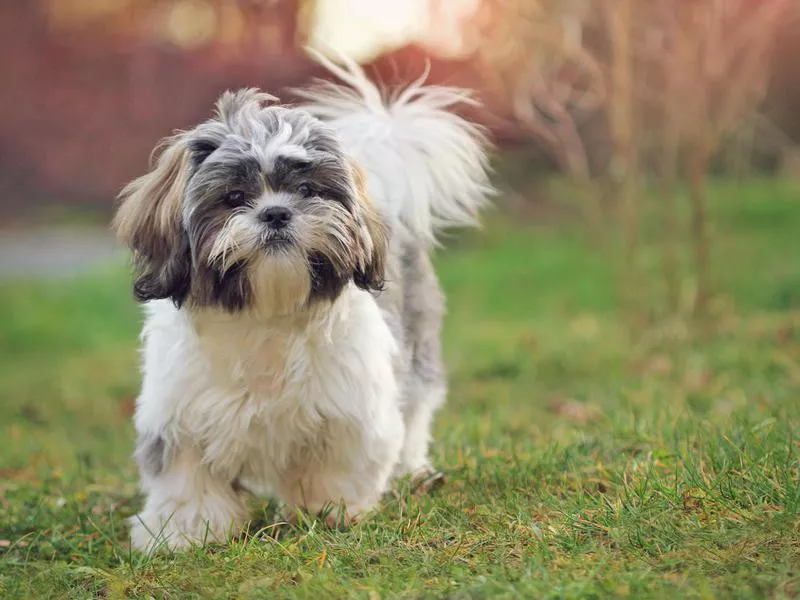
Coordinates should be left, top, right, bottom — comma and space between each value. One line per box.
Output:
113, 134, 193, 306
349, 162, 388, 292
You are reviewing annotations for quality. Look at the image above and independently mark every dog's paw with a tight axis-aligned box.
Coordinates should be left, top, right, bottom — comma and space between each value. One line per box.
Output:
128, 512, 239, 552
284, 504, 363, 530
410, 466, 446, 495
129, 514, 180, 552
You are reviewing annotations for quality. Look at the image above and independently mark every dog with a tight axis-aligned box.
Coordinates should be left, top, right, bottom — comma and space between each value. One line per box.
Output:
114, 52, 492, 551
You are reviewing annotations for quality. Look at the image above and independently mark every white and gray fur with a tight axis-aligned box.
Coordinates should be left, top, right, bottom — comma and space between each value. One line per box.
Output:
116, 52, 492, 551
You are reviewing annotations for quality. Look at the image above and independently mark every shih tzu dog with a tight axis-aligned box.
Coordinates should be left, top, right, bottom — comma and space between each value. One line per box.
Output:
114, 52, 492, 551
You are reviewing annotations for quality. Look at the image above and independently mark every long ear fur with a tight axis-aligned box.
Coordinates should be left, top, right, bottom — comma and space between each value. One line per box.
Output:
113, 134, 192, 305
350, 161, 388, 292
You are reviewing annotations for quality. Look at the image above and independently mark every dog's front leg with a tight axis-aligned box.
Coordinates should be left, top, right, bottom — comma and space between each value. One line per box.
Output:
129, 437, 248, 551
279, 406, 405, 527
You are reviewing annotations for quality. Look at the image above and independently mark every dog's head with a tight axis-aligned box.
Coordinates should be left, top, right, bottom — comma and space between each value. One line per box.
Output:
114, 89, 387, 316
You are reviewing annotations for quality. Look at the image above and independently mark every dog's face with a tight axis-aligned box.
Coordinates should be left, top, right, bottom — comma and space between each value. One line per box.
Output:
114, 89, 387, 315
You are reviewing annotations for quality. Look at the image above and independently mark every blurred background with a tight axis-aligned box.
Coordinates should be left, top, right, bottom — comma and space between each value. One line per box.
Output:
0, 0, 799, 312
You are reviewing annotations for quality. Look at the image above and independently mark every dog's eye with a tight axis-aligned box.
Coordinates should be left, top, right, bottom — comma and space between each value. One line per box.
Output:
224, 190, 246, 206
297, 184, 315, 198
290, 159, 313, 173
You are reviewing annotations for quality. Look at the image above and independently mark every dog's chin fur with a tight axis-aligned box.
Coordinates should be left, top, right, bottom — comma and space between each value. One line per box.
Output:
248, 252, 313, 317
204, 212, 312, 317
117, 52, 493, 551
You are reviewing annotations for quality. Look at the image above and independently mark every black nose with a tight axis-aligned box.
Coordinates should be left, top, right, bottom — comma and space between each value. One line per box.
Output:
260, 206, 292, 229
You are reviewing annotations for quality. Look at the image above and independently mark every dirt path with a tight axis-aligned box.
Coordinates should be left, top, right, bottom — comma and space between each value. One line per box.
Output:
0, 227, 123, 278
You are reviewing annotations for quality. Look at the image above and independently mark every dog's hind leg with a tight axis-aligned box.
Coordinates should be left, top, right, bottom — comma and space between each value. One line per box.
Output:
393, 248, 447, 489
398, 379, 447, 492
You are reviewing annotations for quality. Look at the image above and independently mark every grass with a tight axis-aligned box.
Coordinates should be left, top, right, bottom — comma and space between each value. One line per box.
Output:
1, 178, 798, 599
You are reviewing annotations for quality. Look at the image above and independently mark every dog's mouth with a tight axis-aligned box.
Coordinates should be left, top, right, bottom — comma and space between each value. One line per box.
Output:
261, 230, 295, 253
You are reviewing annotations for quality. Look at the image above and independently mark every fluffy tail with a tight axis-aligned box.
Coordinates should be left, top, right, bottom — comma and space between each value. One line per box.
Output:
296, 50, 494, 245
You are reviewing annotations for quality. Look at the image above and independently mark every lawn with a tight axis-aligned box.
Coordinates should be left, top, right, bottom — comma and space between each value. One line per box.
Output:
1, 179, 798, 599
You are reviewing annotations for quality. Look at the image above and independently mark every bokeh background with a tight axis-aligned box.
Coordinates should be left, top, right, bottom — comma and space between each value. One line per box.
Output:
1, 0, 798, 222
1, 0, 799, 307
2, 2, 800, 597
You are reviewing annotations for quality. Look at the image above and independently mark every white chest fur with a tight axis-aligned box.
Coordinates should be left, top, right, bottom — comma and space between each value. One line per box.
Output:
134, 286, 400, 492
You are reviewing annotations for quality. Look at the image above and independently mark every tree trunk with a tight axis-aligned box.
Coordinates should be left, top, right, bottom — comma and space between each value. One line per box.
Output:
660, 147, 680, 314
604, 0, 639, 312
660, 47, 682, 315
687, 146, 712, 315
